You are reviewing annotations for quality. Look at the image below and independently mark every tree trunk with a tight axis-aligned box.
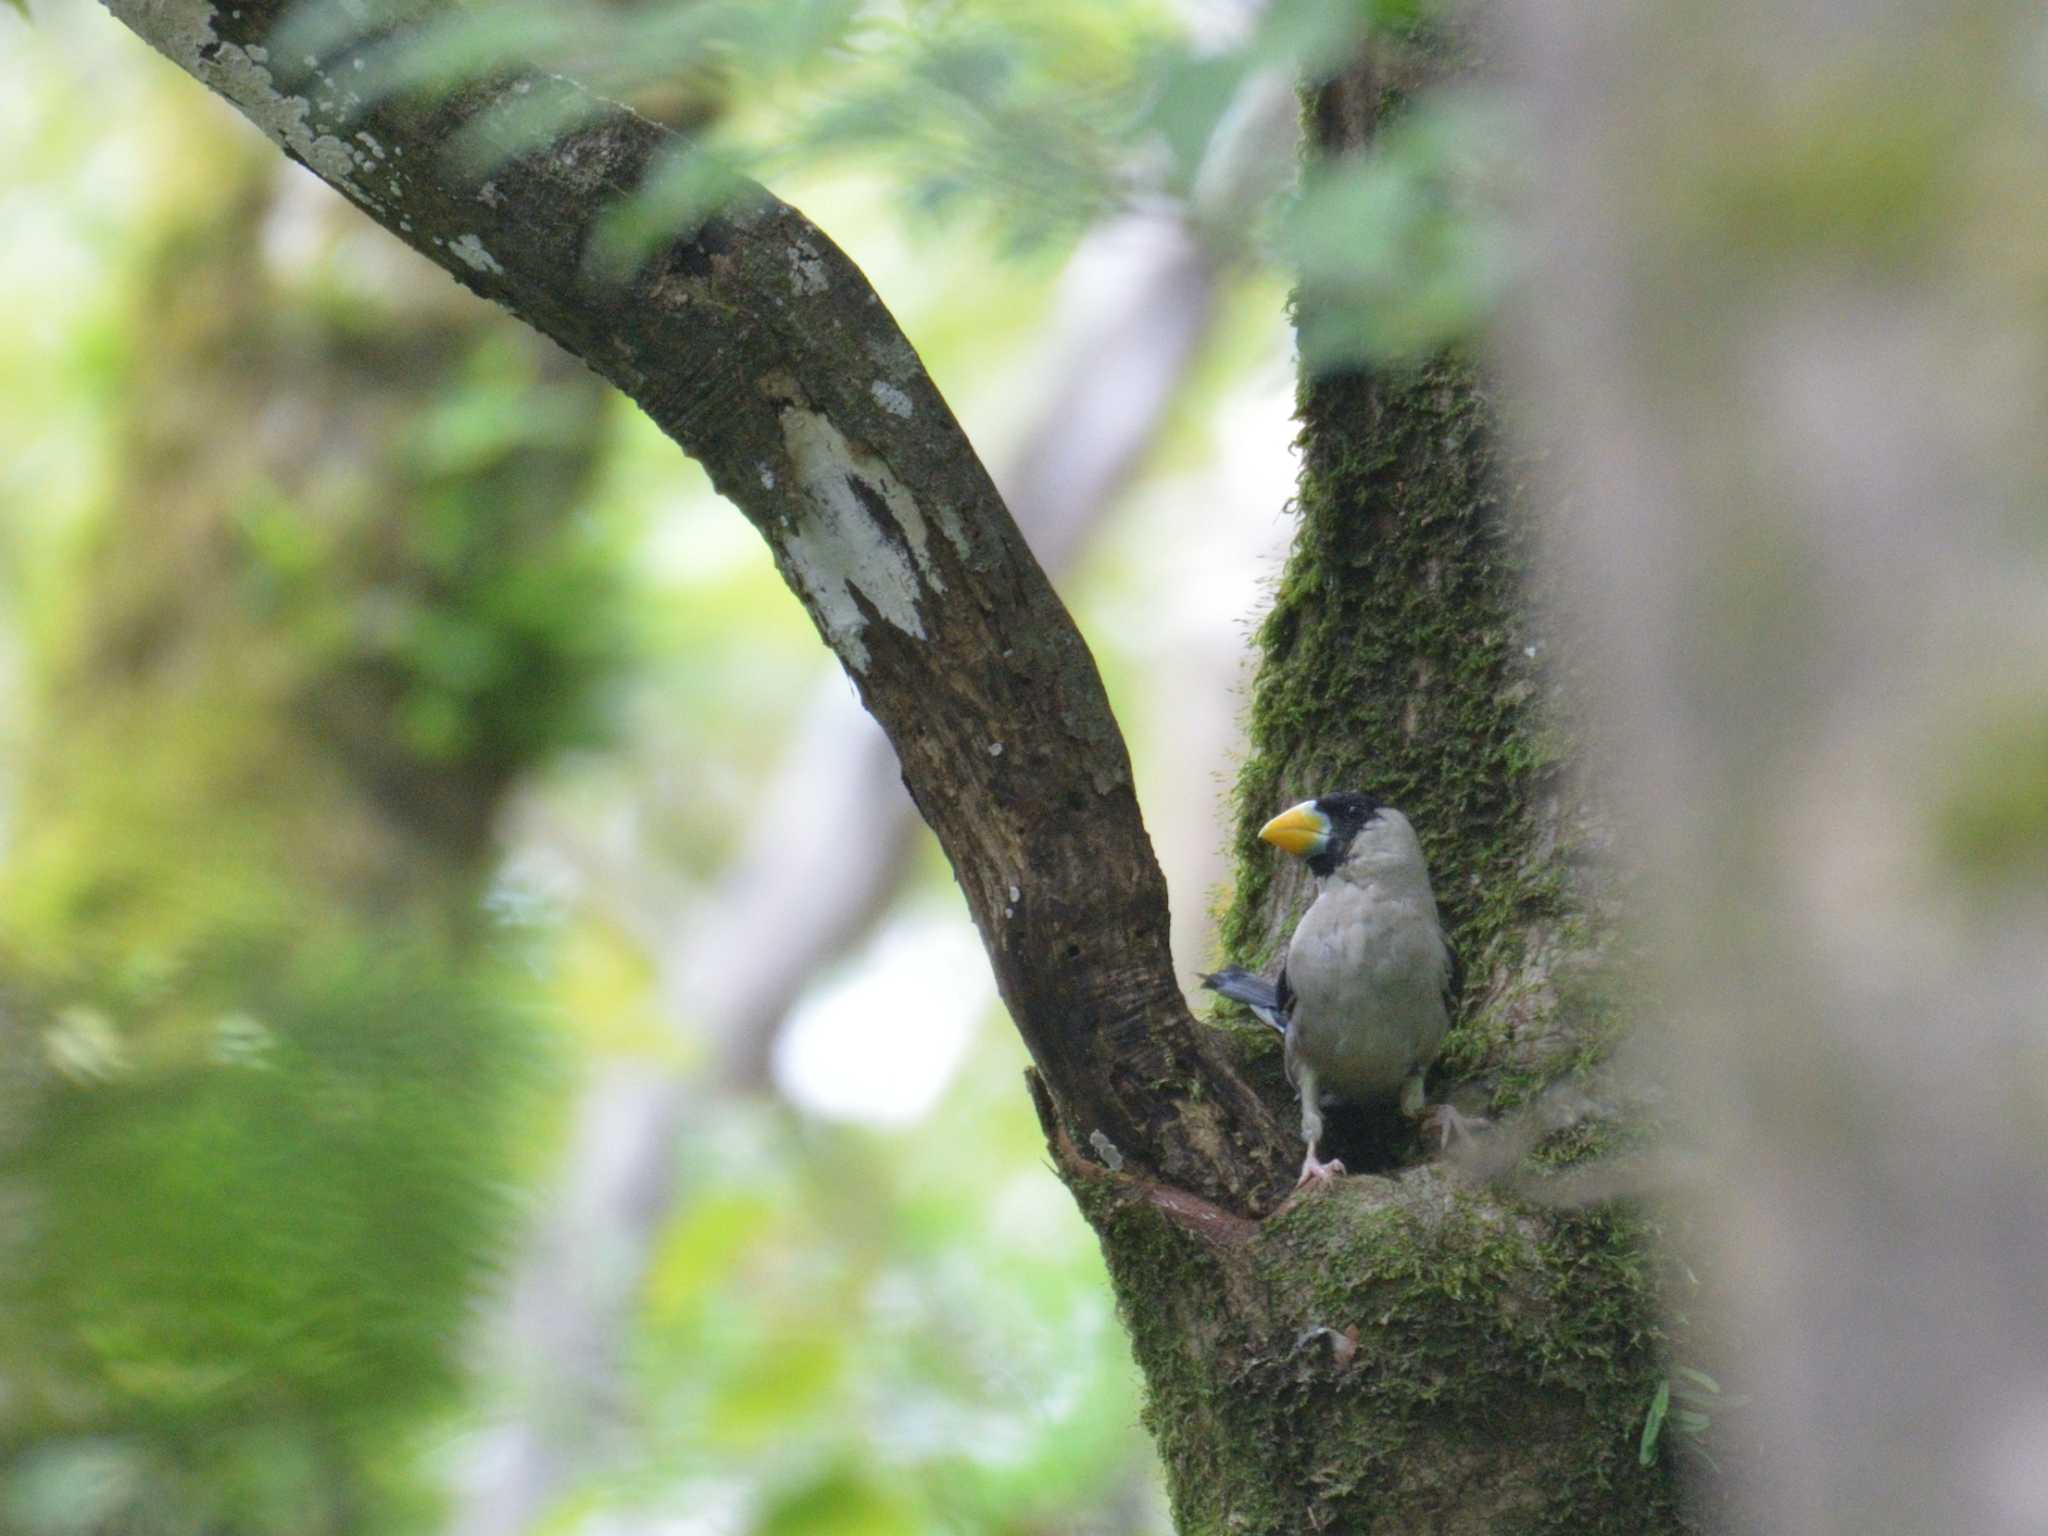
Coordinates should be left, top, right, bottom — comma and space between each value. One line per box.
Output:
1052, 49, 1691, 1533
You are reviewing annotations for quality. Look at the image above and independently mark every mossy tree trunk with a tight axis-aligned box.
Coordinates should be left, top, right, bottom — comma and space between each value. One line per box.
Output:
1044, 54, 1695, 1534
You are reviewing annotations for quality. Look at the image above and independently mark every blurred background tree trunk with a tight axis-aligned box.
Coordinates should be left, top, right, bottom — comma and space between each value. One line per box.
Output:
1506, 1, 2048, 1531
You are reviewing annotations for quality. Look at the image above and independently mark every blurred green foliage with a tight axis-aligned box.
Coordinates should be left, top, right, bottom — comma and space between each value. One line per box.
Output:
564, 1033, 1160, 1534
1285, 91, 1515, 368
264, 329, 634, 779
0, 936, 548, 1531
0, 35, 626, 1528
277, 0, 1505, 359
1939, 702, 2048, 889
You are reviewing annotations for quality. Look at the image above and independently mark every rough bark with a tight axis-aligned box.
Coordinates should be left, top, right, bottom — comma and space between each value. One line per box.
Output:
99, 0, 1294, 1208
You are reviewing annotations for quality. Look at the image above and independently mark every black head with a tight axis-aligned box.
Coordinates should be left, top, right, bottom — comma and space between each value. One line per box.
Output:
1307, 791, 1380, 877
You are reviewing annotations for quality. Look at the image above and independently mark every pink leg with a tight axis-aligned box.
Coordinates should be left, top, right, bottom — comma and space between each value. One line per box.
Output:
1296, 1067, 1345, 1185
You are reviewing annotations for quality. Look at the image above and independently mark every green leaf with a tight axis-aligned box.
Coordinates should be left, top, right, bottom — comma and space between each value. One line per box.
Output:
585, 140, 762, 284
1638, 1378, 1670, 1466
1284, 91, 1520, 368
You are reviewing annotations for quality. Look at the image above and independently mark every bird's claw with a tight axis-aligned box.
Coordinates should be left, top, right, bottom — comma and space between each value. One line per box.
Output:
1297, 1150, 1347, 1187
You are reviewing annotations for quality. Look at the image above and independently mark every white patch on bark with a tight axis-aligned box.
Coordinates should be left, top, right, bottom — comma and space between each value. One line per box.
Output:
935, 510, 972, 561
862, 326, 920, 377
1088, 1131, 1125, 1171
448, 234, 504, 274
788, 239, 829, 295
870, 380, 914, 418
775, 405, 944, 671
107, 1, 375, 205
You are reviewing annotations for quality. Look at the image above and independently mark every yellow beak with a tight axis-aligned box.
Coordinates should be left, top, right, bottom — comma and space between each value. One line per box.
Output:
1258, 801, 1331, 859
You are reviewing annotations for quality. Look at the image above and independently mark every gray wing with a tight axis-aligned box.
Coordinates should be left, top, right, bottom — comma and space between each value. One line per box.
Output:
1277, 963, 1301, 1090
1200, 967, 1287, 1038
1201, 965, 1311, 1095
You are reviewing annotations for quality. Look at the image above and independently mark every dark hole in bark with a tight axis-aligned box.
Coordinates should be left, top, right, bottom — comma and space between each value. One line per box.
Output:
1315, 1102, 1421, 1177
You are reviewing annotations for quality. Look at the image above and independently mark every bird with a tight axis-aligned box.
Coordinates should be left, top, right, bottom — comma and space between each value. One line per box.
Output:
1203, 791, 1472, 1186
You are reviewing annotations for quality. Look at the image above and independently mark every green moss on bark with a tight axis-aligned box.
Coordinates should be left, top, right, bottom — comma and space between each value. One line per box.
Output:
1093, 58, 1693, 1528
1220, 356, 1553, 1006
1073, 1163, 1686, 1534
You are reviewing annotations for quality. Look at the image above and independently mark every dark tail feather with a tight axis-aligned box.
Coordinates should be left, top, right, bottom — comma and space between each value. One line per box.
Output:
1200, 967, 1287, 1037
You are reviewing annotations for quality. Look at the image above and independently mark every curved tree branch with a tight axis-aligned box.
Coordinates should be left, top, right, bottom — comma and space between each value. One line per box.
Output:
455, 204, 1234, 1536
100, 0, 1293, 1206
695, 205, 1231, 1094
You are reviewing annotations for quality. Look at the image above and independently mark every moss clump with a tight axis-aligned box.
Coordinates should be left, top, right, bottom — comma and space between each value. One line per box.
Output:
1070, 1164, 1688, 1535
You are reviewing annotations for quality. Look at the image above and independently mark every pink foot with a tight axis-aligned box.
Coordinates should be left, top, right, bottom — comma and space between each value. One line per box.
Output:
1297, 1147, 1347, 1186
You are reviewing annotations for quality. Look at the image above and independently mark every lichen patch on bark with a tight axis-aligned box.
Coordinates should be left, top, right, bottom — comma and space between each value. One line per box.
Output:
869, 380, 914, 417
109, 2, 377, 205
787, 239, 829, 295
773, 403, 945, 670
447, 234, 503, 274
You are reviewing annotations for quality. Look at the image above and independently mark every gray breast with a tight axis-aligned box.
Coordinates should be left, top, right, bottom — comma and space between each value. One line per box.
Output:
1284, 880, 1449, 1103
